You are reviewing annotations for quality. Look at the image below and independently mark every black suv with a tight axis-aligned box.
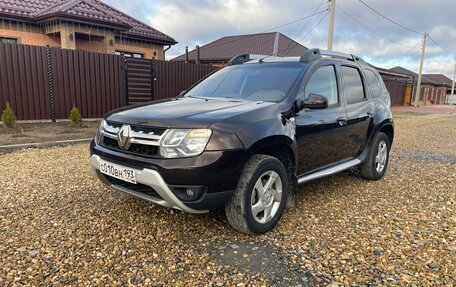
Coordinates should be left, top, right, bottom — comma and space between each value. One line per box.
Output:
90, 49, 394, 234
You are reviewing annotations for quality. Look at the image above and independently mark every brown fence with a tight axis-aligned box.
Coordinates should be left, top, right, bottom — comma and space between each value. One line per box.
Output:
51, 49, 123, 119
124, 58, 219, 104
0, 44, 50, 120
0, 42, 218, 121
154, 60, 219, 100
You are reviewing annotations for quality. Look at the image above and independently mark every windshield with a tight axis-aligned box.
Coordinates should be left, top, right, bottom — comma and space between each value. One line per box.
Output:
185, 63, 305, 102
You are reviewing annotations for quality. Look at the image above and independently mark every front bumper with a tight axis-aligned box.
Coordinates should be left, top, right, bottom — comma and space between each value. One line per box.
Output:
90, 140, 250, 213
91, 154, 208, 213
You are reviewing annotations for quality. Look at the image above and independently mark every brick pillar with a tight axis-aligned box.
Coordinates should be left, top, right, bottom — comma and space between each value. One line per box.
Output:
104, 31, 115, 54
60, 23, 76, 50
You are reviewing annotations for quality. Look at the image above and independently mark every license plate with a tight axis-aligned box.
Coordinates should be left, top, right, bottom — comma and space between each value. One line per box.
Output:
99, 160, 137, 184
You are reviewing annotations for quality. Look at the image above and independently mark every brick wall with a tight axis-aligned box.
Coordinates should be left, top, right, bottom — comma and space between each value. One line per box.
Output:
0, 25, 60, 47
115, 38, 164, 60
1, 23, 165, 59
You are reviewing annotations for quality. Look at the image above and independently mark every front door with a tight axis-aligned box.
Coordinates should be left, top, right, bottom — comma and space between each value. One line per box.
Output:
295, 65, 350, 175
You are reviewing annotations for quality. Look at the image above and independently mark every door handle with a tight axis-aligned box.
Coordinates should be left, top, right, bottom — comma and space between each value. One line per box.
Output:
337, 117, 348, 126
367, 112, 373, 119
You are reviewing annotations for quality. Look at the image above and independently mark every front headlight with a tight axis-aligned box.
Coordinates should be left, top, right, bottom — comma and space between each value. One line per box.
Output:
95, 119, 106, 144
160, 129, 212, 158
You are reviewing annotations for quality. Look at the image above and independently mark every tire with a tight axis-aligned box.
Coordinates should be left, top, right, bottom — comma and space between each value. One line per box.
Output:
225, 155, 288, 234
359, 132, 390, 180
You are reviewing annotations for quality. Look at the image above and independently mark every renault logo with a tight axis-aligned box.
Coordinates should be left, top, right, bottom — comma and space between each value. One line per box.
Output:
117, 125, 131, 149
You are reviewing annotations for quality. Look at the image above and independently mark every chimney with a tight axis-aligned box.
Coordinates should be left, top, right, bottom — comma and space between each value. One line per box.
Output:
185, 46, 189, 63
196, 45, 200, 65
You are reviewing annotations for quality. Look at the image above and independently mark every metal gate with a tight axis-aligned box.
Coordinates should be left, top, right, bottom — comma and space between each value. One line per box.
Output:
126, 58, 153, 105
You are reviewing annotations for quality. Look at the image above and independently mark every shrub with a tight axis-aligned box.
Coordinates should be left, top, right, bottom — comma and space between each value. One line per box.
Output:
1, 102, 17, 128
68, 104, 82, 125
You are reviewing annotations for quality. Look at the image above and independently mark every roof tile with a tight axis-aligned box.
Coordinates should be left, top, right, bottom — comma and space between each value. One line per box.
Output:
172, 32, 308, 62
0, 0, 176, 44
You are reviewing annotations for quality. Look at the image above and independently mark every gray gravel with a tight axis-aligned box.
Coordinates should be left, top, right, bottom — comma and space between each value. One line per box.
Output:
0, 113, 455, 286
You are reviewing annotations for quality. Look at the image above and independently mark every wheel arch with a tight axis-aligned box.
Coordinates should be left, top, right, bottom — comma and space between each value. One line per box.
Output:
248, 135, 297, 174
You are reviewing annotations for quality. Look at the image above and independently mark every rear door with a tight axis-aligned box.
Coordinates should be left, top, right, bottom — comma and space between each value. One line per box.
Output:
295, 64, 350, 174
340, 65, 375, 157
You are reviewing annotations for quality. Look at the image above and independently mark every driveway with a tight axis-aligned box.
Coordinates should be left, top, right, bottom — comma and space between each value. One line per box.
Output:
1, 113, 455, 286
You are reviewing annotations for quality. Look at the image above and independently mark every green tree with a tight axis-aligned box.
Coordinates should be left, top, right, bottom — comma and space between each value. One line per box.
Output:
1, 102, 17, 128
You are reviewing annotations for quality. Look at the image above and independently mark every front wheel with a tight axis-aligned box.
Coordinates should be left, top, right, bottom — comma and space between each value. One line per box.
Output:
225, 155, 288, 234
359, 132, 390, 180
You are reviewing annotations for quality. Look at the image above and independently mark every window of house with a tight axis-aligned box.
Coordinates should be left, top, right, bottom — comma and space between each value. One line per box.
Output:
342, 66, 366, 104
115, 51, 144, 59
364, 69, 382, 98
0, 37, 18, 44
304, 65, 339, 105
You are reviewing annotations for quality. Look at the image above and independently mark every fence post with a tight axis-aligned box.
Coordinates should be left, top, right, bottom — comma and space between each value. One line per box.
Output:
46, 45, 56, 122
121, 56, 128, 106
151, 60, 157, 101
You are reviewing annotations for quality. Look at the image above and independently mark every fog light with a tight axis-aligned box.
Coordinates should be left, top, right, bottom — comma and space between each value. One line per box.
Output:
169, 185, 206, 201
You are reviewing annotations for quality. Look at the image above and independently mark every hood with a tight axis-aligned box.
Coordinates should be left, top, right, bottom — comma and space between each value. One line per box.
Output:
106, 97, 275, 128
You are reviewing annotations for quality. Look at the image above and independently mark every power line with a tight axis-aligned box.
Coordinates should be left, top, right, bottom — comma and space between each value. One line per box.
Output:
278, 10, 330, 56
336, 3, 419, 49
384, 40, 423, 69
184, 9, 329, 56
355, 1, 456, 58
428, 35, 456, 57
258, 2, 330, 33
280, 0, 326, 55
357, 0, 421, 35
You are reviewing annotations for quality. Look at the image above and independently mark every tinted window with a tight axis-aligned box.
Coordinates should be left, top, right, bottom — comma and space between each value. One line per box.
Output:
115, 51, 144, 59
0, 37, 17, 44
365, 69, 382, 97
304, 65, 338, 105
342, 66, 365, 104
186, 63, 304, 102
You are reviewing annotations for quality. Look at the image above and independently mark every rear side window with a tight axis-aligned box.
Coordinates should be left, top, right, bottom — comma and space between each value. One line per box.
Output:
364, 69, 382, 98
341, 66, 365, 104
304, 65, 338, 105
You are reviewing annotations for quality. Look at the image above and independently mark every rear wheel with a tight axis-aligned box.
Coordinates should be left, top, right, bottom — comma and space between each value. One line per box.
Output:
359, 132, 390, 180
225, 155, 288, 234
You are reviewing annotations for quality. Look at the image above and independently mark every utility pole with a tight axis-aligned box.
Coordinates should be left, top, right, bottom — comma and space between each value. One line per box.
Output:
327, 0, 336, 50
448, 63, 456, 105
414, 32, 428, 107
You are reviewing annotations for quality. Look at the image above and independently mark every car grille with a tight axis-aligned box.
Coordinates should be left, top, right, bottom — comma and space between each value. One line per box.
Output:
104, 175, 163, 200
100, 121, 166, 158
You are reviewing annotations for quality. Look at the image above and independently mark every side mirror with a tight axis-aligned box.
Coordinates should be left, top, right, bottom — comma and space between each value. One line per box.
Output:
178, 90, 187, 97
296, 94, 328, 110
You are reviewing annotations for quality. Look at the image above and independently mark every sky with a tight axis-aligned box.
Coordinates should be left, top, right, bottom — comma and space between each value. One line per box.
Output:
104, 0, 456, 78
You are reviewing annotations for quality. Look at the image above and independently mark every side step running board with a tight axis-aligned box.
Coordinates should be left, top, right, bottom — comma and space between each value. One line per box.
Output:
297, 158, 361, 185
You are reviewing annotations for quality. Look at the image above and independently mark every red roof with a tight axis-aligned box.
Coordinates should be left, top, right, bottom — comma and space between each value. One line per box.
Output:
423, 74, 453, 86
0, 0, 176, 45
171, 32, 308, 62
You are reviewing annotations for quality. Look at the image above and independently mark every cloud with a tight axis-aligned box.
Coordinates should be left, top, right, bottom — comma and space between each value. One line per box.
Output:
103, 0, 456, 78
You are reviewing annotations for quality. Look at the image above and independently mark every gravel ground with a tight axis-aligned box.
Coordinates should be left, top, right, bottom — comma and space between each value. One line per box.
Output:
1, 113, 455, 286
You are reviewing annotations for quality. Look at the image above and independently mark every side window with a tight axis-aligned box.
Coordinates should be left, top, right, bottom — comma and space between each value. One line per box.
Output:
364, 69, 382, 98
341, 66, 365, 104
304, 65, 338, 105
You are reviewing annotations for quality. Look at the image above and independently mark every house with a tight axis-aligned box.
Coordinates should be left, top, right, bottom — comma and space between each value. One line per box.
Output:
171, 32, 308, 66
423, 74, 454, 96
375, 66, 414, 106
0, 0, 176, 60
389, 66, 448, 105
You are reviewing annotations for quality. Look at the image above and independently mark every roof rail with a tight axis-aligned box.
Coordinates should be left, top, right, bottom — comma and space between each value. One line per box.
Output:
300, 48, 366, 64
227, 54, 269, 66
